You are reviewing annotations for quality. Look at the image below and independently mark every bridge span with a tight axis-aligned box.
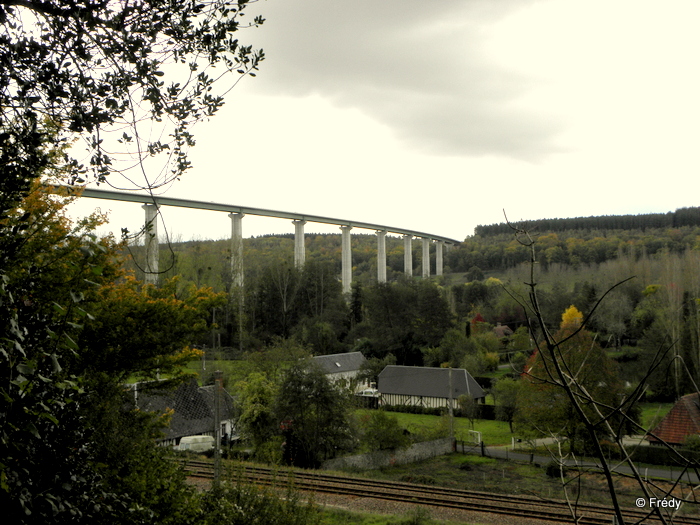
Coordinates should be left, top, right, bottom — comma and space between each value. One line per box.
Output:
69, 187, 461, 292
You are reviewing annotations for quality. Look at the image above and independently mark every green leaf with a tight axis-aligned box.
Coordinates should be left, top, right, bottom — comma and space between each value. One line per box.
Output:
63, 334, 78, 351
11, 375, 28, 387
25, 423, 41, 440
40, 412, 59, 425
51, 354, 62, 373
16, 362, 35, 375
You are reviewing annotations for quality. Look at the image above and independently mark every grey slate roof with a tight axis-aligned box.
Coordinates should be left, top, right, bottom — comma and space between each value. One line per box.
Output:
378, 365, 485, 400
133, 378, 235, 441
312, 351, 366, 374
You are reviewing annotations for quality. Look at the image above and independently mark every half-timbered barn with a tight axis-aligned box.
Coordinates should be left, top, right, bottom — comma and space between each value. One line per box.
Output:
378, 365, 485, 409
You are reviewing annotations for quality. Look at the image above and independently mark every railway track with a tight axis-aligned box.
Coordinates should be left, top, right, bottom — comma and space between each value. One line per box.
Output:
174, 458, 700, 524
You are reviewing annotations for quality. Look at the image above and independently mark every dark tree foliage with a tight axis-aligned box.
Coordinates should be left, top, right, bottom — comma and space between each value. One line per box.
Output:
452, 281, 491, 318
275, 363, 353, 469
474, 208, 700, 237
448, 224, 700, 273
1, 1, 264, 522
248, 260, 348, 345
0, 0, 264, 186
357, 279, 453, 365
0, 184, 128, 522
0, 182, 223, 523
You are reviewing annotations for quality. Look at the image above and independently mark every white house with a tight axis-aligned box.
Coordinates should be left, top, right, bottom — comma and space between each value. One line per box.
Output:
311, 351, 367, 392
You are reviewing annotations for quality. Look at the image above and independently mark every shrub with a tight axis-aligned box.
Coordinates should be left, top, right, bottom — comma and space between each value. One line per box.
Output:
483, 352, 501, 372
399, 474, 436, 485
359, 410, 410, 452
599, 439, 622, 460
684, 434, 700, 452
199, 481, 320, 525
545, 461, 566, 478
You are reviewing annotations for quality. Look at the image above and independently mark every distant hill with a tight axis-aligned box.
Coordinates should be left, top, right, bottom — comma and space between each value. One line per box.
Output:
123, 208, 700, 290
444, 207, 700, 274
473, 207, 700, 237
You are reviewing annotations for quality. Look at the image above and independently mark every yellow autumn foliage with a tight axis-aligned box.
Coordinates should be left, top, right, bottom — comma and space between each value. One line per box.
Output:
560, 305, 583, 329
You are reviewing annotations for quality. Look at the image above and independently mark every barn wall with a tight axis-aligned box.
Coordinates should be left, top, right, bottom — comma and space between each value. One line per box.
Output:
380, 394, 460, 409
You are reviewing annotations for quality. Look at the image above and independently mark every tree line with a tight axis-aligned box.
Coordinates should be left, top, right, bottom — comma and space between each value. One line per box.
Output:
474, 207, 700, 236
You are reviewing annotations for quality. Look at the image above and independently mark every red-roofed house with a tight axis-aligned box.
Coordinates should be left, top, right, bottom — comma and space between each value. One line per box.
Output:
647, 393, 700, 446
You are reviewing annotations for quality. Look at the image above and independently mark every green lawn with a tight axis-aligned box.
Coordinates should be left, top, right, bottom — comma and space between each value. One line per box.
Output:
639, 402, 674, 432
355, 409, 514, 446
355, 402, 671, 447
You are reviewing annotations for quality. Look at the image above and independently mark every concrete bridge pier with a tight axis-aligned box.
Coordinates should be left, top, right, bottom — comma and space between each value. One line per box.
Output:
142, 203, 159, 286
229, 213, 245, 287
403, 234, 413, 277
376, 230, 387, 283
293, 219, 306, 268
436, 240, 444, 276
421, 238, 430, 278
341, 225, 352, 294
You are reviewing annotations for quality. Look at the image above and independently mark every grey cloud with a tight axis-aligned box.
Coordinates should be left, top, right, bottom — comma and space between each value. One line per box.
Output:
245, 0, 563, 159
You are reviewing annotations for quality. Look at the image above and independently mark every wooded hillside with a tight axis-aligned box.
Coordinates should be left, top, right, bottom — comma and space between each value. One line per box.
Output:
124, 207, 700, 289
449, 207, 700, 274
474, 207, 700, 236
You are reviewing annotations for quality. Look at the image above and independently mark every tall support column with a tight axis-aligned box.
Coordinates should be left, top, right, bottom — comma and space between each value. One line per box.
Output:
421, 238, 430, 278
403, 234, 413, 277
229, 213, 245, 288
142, 203, 159, 286
341, 225, 352, 294
376, 230, 387, 283
293, 219, 306, 268
436, 241, 444, 276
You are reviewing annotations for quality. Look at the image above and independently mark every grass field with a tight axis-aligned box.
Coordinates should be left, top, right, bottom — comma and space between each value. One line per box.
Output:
359, 401, 674, 449
356, 409, 514, 446
639, 402, 673, 431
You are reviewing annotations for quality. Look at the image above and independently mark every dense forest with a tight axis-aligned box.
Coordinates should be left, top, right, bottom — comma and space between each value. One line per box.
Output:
451, 207, 700, 274
473, 207, 700, 236
122, 212, 700, 403
130, 207, 700, 294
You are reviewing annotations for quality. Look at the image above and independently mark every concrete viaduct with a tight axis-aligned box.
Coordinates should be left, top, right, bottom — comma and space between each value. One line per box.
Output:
74, 188, 461, 292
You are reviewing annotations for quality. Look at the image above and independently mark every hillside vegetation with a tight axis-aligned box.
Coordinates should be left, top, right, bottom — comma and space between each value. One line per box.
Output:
120, 207, 700, 405
450, 207, 700, 274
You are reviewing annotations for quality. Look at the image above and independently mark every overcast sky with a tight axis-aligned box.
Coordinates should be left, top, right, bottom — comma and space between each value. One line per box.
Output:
68, 0, 700, 243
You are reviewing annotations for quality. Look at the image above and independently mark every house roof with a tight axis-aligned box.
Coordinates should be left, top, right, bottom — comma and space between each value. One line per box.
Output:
133, 378, 235, 440
647, 393, 700, 446
493, 323, 514, 338
312, 351, 366, 374
378, 365, 485, 400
